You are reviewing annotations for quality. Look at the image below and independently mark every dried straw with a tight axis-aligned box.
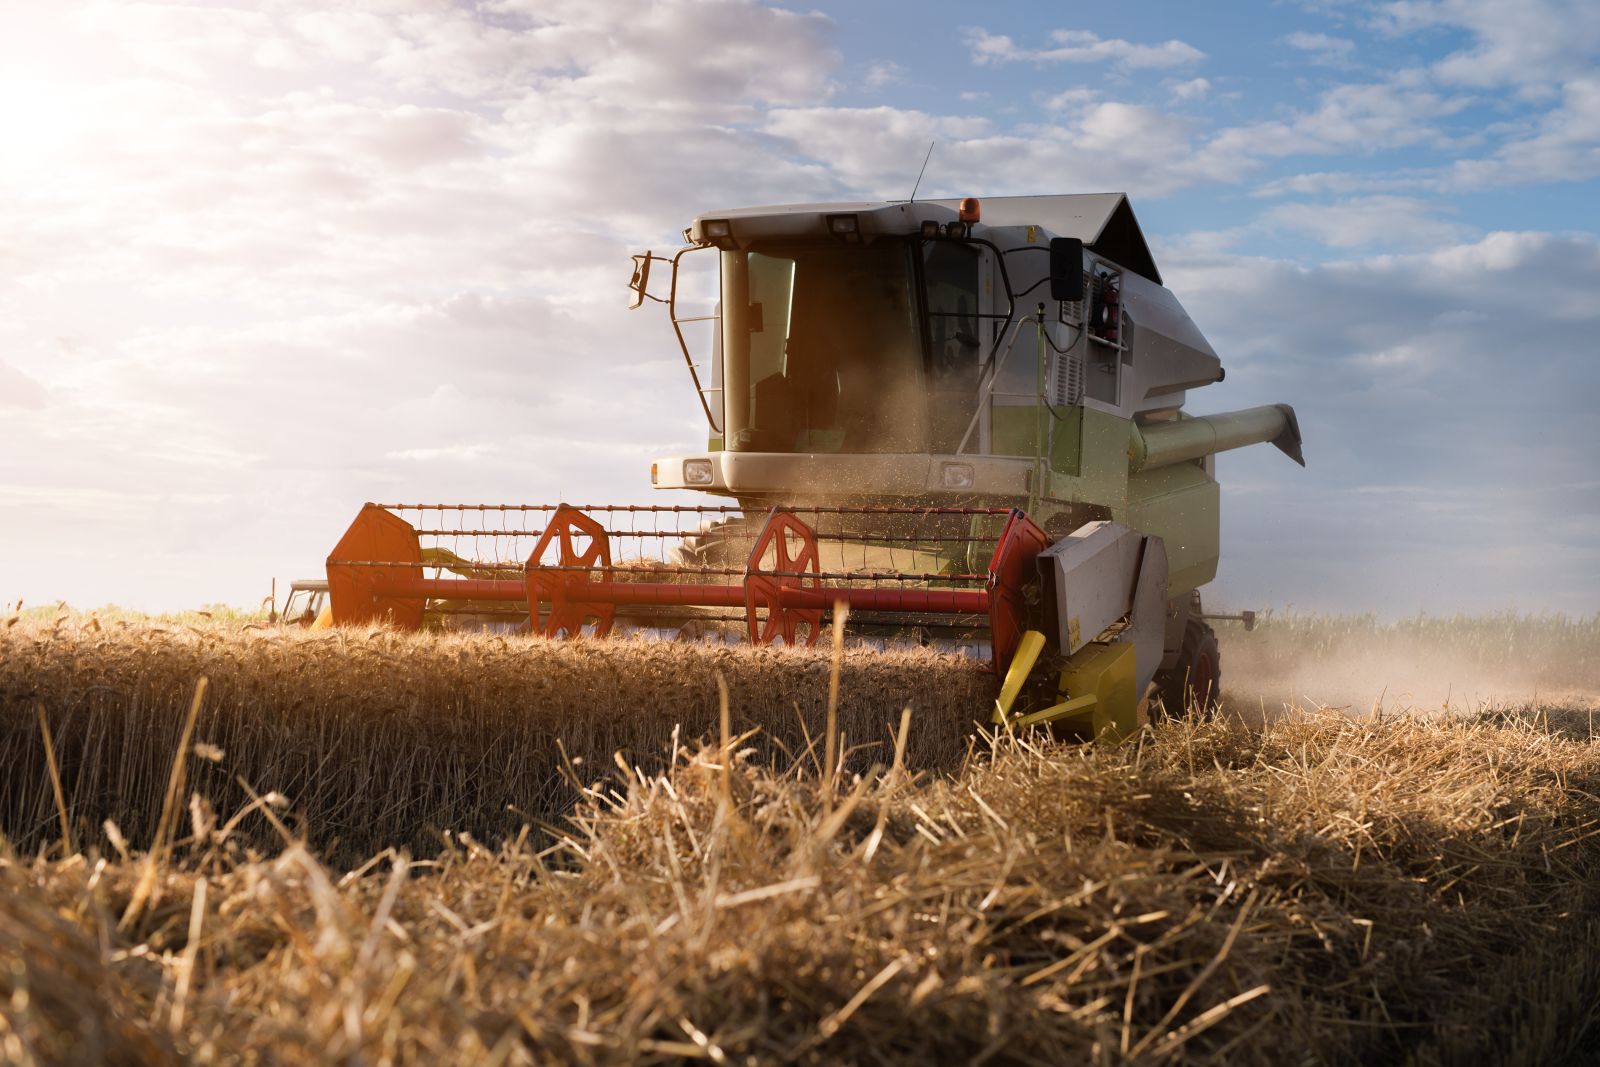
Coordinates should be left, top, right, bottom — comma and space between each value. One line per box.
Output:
4, 615, 1600, 1064
3, 706, 1599, 1064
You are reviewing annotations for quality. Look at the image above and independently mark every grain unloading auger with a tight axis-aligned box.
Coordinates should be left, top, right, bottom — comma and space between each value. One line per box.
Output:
325, 192, 1306, 737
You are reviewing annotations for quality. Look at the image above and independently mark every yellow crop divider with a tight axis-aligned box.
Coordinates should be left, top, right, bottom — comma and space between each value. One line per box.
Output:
993, 630, 1140, 743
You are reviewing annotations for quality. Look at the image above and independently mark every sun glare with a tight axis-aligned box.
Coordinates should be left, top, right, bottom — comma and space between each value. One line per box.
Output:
0, 69, 95, 162
0, 9, 103, 173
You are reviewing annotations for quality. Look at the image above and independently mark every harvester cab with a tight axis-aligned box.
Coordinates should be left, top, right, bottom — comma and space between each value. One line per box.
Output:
277, 579, 329, 627
324, 193, 1304, 736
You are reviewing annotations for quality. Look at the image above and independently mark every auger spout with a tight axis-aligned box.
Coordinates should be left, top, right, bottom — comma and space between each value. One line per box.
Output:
1128, 404, 1306, 472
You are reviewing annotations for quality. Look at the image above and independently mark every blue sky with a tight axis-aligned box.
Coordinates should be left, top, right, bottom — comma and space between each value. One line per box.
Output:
0, 0, 1595, 616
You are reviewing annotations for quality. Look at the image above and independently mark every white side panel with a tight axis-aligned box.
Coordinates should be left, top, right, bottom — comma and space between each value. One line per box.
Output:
1041, 520, 1143, 655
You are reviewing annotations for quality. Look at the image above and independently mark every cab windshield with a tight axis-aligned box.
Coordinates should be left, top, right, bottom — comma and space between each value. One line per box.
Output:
721, 240, 929, 453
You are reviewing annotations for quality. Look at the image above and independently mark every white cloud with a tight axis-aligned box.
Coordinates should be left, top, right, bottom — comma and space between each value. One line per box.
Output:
1260, 195, 1469, 248
0, 0, 846, 611
1206, 77, 1471, 160
1196, 4, 1598, 199
1164, 231, 1600, 614
1373, 0, 1600, 91
387, 444, 500, 462
966, 28, 1205, 70
0, 363, 47, 409
1253, 170, 1419, 198
1043, 87, 1100, 111
864, 61, 906, 90
1284, 30, 1357, 66
1447, 75, 1600, 186
71, 2, 283, 80
764, 101, 1238, 199
287, 10, 397, 64
1169, 77, 1211, 101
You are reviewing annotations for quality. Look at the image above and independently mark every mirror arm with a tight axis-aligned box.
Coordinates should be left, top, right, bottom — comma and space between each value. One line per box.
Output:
666, 245, 724, 434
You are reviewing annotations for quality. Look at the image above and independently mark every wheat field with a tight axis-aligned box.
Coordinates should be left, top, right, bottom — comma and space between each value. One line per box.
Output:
3, 612, 1599, 1065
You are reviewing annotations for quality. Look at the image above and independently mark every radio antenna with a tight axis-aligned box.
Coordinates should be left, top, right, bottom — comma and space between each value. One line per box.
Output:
908, 141, 935, 202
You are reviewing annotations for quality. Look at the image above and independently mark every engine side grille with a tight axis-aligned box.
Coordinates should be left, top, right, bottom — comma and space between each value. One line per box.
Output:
1053, 340, 1084, 406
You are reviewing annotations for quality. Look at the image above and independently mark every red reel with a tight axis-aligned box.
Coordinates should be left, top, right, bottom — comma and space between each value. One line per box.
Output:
744, 511, 823, 647
984, 510, 1052, 675
525, 504, 615, 638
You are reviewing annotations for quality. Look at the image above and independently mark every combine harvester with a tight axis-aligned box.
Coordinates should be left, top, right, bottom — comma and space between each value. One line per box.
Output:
325, 194, 1303, 738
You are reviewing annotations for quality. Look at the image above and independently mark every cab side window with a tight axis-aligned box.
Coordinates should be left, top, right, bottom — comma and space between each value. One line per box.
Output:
922, 242, 982, 453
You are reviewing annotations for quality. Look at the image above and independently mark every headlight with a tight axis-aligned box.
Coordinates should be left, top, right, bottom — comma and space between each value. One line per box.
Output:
826, 213, 861, 244
700, 219, 735, 250
683, 458, 714, 485
940, 462, 974, 489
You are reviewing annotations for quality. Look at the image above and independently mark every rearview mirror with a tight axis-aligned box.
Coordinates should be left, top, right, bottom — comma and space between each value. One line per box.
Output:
628, 252, 652, 309
1049, 237, 1084, 302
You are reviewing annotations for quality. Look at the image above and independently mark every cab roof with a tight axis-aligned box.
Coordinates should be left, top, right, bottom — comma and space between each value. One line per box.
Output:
929, 194, 1161, 283
689, 192, 1161, 284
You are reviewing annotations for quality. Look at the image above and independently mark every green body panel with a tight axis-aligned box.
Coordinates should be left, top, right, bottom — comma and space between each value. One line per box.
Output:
1125, 464, 1219, 595
1071, 406, 1135, 504
1049, 407, 1083, 476
1025, 405, 1219, 603
990, 404, 1039, 457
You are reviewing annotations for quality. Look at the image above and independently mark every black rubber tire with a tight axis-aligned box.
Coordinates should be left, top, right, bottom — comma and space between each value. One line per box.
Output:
1154, 620, 1221, 719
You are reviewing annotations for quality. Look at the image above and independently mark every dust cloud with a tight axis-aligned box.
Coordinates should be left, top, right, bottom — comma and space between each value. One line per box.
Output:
1216, 614, 1600, 723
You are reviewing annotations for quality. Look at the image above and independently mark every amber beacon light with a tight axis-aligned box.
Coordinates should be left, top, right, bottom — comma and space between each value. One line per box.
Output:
958, 197, 981, 223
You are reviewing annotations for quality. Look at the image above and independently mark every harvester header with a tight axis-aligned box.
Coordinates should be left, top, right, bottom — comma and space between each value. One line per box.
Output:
327, 502, 1049, 674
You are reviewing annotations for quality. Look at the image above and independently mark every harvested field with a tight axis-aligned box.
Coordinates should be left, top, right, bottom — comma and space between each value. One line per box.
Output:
3, 613, 1600, 1065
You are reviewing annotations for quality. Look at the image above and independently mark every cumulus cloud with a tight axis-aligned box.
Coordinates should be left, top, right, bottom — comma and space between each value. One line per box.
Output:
1207, 77, 1471, 159
1448, 75, 1600, 186
764, 101, 1238, 199
1284, 31, 1357, 66
1372, 0, 1600, 91
0, 1, 1592, 617
0, 363, 47, 409
863, 61, 906, 90
1163, 231, 1600, 614
0, 0, 842, 610
965, 28, 1205, 70
1226, 4, 1600, 196
1260, 195, 1469, 248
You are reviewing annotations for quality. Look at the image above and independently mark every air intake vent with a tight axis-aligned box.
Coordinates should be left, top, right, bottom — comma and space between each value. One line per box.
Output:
1053, 343, 1084, 406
